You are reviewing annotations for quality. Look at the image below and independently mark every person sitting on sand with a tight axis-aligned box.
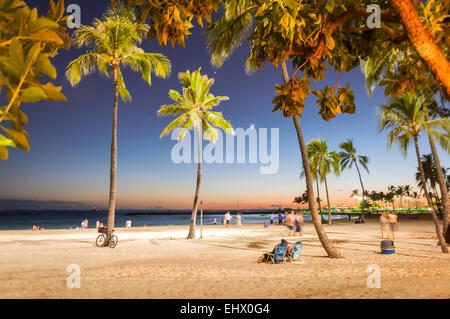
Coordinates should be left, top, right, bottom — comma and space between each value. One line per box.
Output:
256, 239, 292, 263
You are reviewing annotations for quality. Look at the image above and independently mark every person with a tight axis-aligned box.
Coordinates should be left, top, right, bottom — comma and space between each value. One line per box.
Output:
379, 213, 390, 239
285, 211, 295, 236
256, 239, 292, 263
213, 217, 217, 225
278, 213, 283, 225
387, 213, 398, 240
270, 213, 275, 224
96, 220, 100, 228
224, 211, 231, 228
125, 220, 132, 228
236, 213, 242, 227
294, 212, 303, 236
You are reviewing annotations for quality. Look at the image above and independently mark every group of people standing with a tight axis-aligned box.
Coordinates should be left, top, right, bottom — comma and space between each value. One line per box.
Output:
269, 211, 304, 237
219, 211, 242, 228
379, 213, 398, 240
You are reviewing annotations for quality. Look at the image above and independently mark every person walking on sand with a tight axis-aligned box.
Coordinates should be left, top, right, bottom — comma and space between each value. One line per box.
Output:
236, 213, 242, 227
213, 217, 217, 225
387, 213, 398, 240
380, 213, 390, 239
224, 211, 231, 228
294, 212, 303, 236
286, 211, 295, 237
270, 213, 275, 224
278, 213, 283, 225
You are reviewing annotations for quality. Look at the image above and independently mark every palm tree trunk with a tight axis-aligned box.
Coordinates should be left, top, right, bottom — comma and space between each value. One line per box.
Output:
413, 136, 448, 253
324, 176, 332, 226
187, 124, 202, 239
388, 0, 450, 96
106, 65, 119, 238
354, 161, 366, 223
316, 179, 325, 223
281, 62, 343, 258
425, 114, 450, 241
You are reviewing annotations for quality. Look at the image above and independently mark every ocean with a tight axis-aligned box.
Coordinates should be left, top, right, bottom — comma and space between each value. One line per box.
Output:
0, 210, 351, 230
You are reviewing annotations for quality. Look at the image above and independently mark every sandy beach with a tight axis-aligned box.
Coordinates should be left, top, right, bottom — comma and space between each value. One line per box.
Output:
0, 216, 449, 299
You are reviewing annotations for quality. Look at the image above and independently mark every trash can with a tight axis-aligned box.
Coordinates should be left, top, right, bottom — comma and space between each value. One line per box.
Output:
380, 240, 395, 254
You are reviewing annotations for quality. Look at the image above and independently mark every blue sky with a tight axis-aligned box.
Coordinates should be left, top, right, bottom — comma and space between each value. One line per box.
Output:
0, 0, 448, 210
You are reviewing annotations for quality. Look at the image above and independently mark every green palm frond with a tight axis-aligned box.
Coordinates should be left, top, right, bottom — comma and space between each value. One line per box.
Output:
159, 113, 189, 139
116, 67, 131, 101
206, 2, 257, 67
65, 52, 108, 86
157, 104, 191, 116
158, 68, 233, 141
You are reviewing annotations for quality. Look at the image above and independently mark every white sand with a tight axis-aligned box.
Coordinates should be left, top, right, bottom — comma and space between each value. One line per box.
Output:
0, 217, 449, 298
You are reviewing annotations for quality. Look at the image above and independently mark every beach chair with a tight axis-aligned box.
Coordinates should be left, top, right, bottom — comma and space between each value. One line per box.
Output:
267, 243, 287, 264
286, 241, 302, 262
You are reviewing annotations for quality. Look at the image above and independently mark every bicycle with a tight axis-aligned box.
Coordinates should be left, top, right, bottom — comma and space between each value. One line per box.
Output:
96, 226, 118, 248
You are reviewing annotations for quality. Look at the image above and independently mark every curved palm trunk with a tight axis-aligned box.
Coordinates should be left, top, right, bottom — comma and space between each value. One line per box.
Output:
413, 136, 448, 253
425, 114, 450, 241
388, 0, 450, 96
354, 161, 366, 223
324, 176, 332, 226
187, 124, 202, 239
281, 62, 343, 258
106, 65, 119, 238
316, 179, 325, 223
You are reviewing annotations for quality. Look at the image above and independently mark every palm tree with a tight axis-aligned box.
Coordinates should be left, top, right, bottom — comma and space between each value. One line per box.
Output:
404, 184, 412, 212
307, 139, 341, 226
415, 154, 447, 219
339, 139, 369, 223
205, 1, 343, 257
395, 185, 406, 209
423, 94, 450, 238
379, 92, 449, 253
66, 5, 171, 238
157, 68, 233, 239
301, 166, 325, 223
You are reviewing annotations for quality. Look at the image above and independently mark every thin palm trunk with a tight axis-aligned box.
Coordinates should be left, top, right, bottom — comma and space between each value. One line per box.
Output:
425, 113, 450, 240
413, 136, 448, 253
281, 61, 343, 258
388, 0, 450, 96
316, 179, 325, 223
106, 65, 119, 238
354, 161, 366, 223
324, 176, 332, 226
187, 124, 202, 239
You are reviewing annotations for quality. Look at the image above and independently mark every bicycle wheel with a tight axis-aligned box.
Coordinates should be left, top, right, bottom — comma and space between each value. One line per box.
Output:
96, 234, 106, 247
108, 235, 118, 248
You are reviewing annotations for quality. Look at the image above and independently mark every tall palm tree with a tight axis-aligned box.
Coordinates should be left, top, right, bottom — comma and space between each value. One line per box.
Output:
307, 139, 341, 226
339, 139, 369, 223
66, 5, 171, 238
157, 68, 233, 239
379, 92, 449, 253
205, 1, 343, 257
423, 95, 450, 240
